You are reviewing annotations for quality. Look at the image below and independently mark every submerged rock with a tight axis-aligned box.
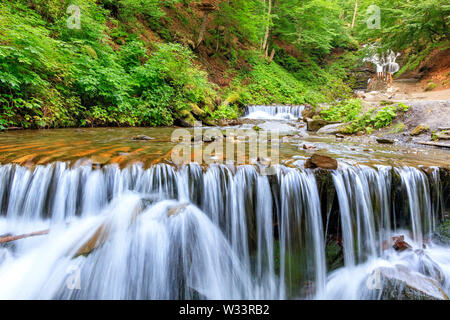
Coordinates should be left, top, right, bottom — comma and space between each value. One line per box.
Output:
377, 265, 449, 300
131, 135, 154, 141
305, 154, 338, 170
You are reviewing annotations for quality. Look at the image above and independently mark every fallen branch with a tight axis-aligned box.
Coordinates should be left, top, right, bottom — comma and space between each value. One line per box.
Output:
0, 229, 49, 244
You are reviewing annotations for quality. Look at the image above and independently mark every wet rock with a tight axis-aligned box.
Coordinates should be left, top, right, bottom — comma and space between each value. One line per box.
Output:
392, 235, 412, 251
414, 249, 446, 284
377, 265, 449, 300
217, 119, 243, 126
131, 135, 154, 141
302, 104, 315, 119
376, 138, 395, 144
191, 135, 217, 143
302, 144, 316, 150
317, 123, 345, 135
335, 134, 345, 139
305, 154, 338, 170
306, 119, 335, 132
168, 203, 188, 217
410, 125, 430, 136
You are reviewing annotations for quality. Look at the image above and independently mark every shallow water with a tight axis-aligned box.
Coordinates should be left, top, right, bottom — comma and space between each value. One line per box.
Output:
0, 126, 449, 169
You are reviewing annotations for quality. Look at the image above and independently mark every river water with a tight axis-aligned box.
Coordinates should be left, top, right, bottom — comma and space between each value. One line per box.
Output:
0, 105, 449, 299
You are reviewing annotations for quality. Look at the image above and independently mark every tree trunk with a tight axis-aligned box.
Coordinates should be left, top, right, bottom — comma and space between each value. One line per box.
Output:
268, 48, 275, 63
196, 11, 210, 49
262, 0, 272, 52
351, 0, 358, 29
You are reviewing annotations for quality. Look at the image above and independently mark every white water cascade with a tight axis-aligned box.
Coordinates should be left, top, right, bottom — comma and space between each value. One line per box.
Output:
244, 105, 305, 120
0, 162, 448, 300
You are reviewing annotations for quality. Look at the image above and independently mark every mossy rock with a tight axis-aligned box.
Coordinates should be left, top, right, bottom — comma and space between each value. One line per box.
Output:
389, 122, 405, 134
411, 125, 430, 136
190, 103, 206, 117
425, 82, 438, 92
223, 92, 240, 106
178, 110, 196, 126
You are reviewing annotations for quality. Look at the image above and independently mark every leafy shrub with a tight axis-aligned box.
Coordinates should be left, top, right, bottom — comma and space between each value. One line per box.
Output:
342, 103, 410, 134
320, 99, 362, 122
210, 104, 240, 120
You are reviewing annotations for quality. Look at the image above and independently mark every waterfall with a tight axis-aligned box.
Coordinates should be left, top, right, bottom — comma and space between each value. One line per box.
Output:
363, 49, 400, 75
244, 105, 305, 120
0, 162, 448, 299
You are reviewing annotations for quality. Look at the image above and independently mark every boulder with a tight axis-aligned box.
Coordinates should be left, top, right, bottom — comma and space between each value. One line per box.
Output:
410, 125, 430, 136
376, 265, 449, 300
306, 119, 336, 132
302, 104, 315, 119
305, 154, 338, 170
317, 123, 345, 135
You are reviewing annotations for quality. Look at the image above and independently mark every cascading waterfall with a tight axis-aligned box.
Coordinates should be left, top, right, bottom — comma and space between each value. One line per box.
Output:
244, 105, 305, 120
0, 162, 448, 300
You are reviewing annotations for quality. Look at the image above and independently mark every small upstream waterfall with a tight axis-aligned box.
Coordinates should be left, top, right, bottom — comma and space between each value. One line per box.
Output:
0, 162, 448, 299
244, 105, 304, 120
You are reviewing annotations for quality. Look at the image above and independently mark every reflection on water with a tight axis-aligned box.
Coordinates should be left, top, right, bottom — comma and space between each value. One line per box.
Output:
0, 127, 449, 169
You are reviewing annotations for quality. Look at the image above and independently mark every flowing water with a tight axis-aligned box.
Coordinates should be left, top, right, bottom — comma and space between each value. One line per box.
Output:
0, 161, 449, 299
244, 105, 305, 120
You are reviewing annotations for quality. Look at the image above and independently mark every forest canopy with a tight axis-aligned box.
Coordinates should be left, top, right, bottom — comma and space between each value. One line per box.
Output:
0, 0, 448, 129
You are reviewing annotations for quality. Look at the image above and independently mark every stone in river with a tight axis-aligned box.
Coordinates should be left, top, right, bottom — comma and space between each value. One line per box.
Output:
305, 154, 338, 170
316, 123, 345, 135
131, 135, 154, 141
410, 125, 430, 136
376, 138, 395, 144
375, 265, 448, 300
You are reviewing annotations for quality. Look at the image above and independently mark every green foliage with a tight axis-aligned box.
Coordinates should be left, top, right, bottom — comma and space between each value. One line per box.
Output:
342, 103, 410, 134
0, 0, 215, 128
210, 104, 240, 120
425, 82, 438, 92
230, 53, 328, 106
274, 0, 353, 57
3, 0, 445, 130
320, 99, 363, 122
355, 0, 449, 50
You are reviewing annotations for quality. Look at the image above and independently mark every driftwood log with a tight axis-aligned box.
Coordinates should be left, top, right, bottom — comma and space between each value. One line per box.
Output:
0, 229, 49, 244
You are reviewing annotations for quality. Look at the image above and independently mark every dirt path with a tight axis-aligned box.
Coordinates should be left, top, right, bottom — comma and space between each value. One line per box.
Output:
357, 79, 450, 147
